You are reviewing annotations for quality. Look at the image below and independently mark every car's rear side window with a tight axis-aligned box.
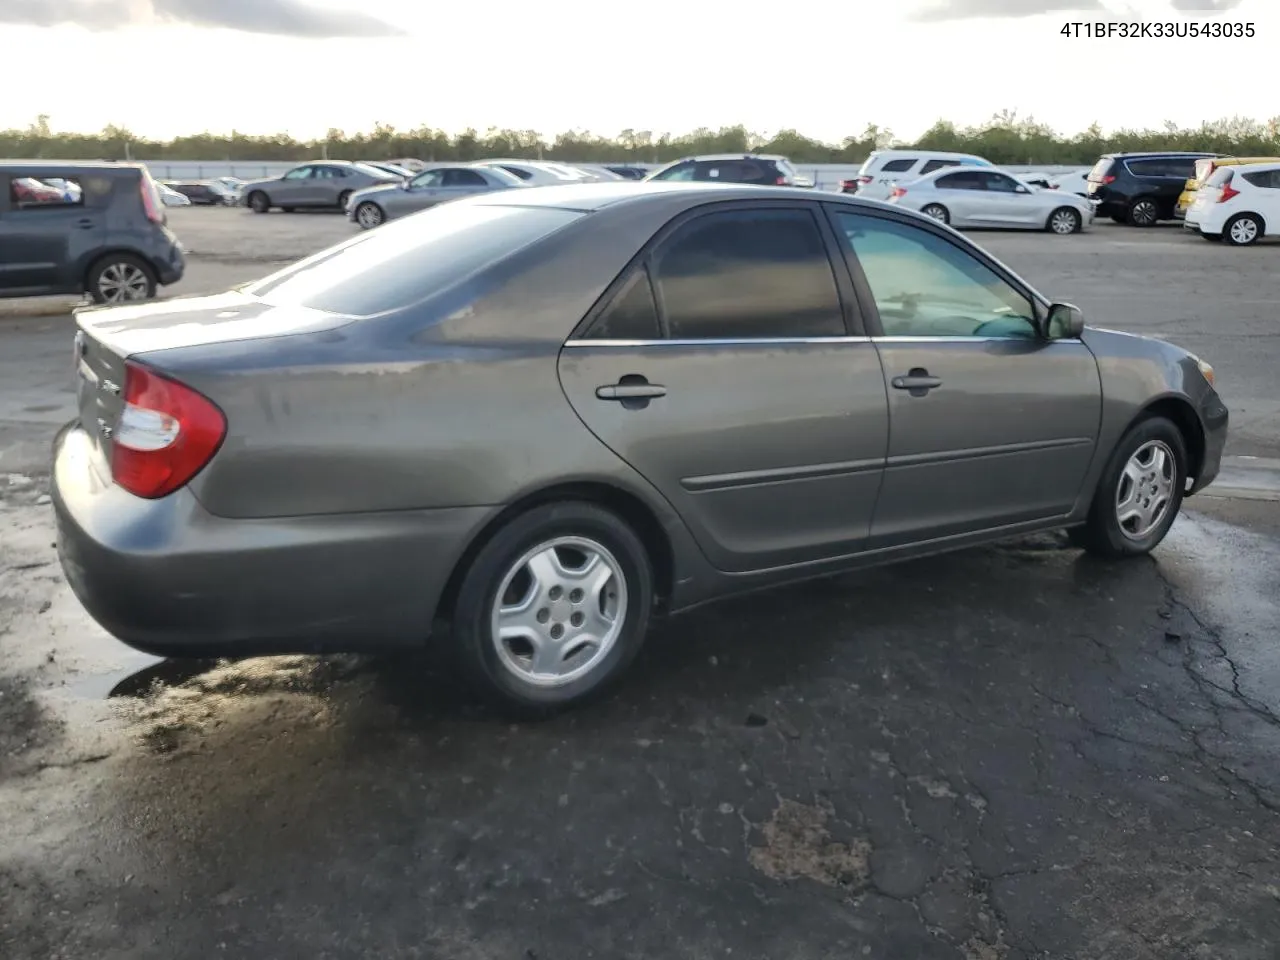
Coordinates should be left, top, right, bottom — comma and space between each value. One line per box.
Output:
584, 266, 661, 340
920, 159, 960, 174
9, 175, 85, 209
880, 158, 917, 173
651, 208, 845, 340
244, 203, 584, 317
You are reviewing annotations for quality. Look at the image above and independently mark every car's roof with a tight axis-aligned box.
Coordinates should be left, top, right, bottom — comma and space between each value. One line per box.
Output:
1104, 151, 1218, 158
0, 160, 144, 173
668, 153, 789, 163
456, 180, 880, 212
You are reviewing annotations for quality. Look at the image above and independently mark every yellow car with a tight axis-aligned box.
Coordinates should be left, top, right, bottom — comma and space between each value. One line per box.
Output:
1176, 156, 1280, 218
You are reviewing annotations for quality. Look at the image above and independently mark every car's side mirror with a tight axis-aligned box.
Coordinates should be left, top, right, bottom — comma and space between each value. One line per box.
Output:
1046, 302, 1085, 339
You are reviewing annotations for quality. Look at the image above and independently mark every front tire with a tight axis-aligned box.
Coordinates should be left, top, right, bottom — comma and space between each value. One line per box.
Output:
1047, 206, 1082, 234
355, 201, 385, 229
451, 502, 654, 716
1127, 197, 1159, 227
86, 253, 157, 305
248, 191, 270, 213
1223, 213, 1262, 246
1069, 416, 1188, 558
921, 203, 950, 224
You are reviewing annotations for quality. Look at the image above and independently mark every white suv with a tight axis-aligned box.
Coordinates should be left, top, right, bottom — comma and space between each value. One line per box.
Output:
841, 150, 992, 201
1186, 162, 1280, 245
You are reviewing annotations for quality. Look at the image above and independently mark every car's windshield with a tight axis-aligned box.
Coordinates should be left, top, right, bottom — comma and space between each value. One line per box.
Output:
242, 202, 584, 317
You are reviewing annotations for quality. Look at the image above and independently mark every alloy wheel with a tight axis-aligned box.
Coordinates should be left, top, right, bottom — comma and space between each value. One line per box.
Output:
1228, 216, 1259, 245
97, 262, 151, 303
1050, 209, 1079, 234
490, 536, 627, 687
356, 203, 384, 229
1115, 439, 1176, 540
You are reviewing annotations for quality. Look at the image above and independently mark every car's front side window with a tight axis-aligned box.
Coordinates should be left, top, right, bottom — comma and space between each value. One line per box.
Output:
651, 208, 845, 340
833, 211, 1038, 340
283, 167, 312, 180
651, 163, 694, 182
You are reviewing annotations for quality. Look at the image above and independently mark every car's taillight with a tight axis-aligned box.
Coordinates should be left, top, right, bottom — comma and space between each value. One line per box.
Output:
857, 175, 873, 184
1218, 173, 1240, 202
1102, 175, 1116, 184
775, 176, 788, 185
890, 186, 907, 198
111, 361, 226, 499
140, 177, 164, 223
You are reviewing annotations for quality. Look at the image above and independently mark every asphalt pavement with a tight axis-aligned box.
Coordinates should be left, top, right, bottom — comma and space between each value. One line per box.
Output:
1, 211, 1277, 960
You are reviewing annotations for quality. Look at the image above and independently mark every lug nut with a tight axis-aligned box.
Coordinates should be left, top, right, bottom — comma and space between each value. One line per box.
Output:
550, 624, 564, 640
536, 608, 550, 624
548, 586, 563, 600
570, 612, 585, 627
570, 588, 584, 603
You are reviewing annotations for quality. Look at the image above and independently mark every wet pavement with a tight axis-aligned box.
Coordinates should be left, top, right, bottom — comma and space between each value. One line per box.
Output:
2, 221, 1279, 959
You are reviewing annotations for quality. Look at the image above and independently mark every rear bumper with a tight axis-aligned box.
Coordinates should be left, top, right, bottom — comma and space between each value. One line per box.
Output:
155, 242, 184, 286
52, 423, 489, 657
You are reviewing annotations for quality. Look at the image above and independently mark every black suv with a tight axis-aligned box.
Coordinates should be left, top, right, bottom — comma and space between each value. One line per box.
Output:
1086, 152, 1218, 226
1, 162, 185, 304
643, 153, 813, 187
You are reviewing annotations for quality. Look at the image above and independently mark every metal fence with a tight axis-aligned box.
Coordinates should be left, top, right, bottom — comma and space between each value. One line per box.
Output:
137, 160, 1090, 191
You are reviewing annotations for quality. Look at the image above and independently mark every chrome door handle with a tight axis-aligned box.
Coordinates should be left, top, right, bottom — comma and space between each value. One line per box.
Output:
596, 383, 667, 400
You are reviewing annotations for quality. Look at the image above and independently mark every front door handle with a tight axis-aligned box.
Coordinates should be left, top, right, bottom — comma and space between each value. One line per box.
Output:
891, 368, 942, 397
76, 218, 96, 230
596, 374, 665, 409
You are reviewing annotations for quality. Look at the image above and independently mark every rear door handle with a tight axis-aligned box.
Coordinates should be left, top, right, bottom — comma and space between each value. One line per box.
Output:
596, 383, 667, 400
891, 368, 942, 397
76, 218, 95, 230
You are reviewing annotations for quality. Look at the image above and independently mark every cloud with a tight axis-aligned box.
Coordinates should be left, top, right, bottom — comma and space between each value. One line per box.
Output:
0, 0, 404, 37
910, 0, 1103, 20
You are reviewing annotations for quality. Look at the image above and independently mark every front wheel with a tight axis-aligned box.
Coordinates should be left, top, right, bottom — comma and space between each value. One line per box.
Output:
1069, 416, 1187, 558
1047, 206, 1082, 234
247, 191, 270, 213
355, 201, 385, 229
921, 203, 950, 224
450, 502, 654, 716
1224, 213, 1262, 246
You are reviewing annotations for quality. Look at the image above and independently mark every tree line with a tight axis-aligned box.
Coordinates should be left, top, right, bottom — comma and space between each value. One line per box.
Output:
5, 112, 1280, 166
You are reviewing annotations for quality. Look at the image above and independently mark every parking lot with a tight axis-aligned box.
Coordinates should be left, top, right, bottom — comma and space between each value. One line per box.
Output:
2, 206, 1278, 959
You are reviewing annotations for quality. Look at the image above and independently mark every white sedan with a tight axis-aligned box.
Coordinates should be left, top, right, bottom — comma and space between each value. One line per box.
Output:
1186, 161, 1280, 245
887, 166, 1094, 234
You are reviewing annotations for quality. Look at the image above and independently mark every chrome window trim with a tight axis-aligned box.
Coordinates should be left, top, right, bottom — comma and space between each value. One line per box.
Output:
564, 335, 1082, 348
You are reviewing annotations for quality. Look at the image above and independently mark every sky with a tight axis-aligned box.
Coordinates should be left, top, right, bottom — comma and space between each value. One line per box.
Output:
0, 0, 1273, 143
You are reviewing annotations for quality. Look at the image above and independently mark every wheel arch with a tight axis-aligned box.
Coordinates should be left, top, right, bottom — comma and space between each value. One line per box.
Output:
432, 480, 677, 627
1227, 210, 1266, 234
1132, 395, 1206, 483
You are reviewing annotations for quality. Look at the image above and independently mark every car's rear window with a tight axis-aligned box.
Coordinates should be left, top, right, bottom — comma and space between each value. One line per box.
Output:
1205, 167, 1234, 187
243, 202, 584, 317
1088, 158, 1114, 182
1194, 158, 1216, 184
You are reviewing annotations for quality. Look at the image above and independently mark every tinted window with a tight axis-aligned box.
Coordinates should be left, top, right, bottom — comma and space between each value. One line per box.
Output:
980, 172, 1021, 192
1163, 158, 1199, 178
935, 171, 985, 190
1127, 159, 1168, 177
880, 158, 917, 172
920, 159, 960, 174
410, 170, 445, 188
1243, 169, 1280, 188
585, 267, 661, 340
443, 168, 488, 187
497, 165, 533, 181
649, 162, 695, 181
694, 160, 773, 184
10, 176, 84, 208
833, 211, 1037, 339
244, 204, 583, 318
653, 209, 844, 340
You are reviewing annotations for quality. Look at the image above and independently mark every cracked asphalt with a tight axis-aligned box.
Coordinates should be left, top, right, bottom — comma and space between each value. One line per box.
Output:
2, 210, 1278, 959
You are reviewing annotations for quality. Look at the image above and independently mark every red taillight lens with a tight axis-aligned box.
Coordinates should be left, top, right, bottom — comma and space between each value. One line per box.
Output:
1218, 173, 1240, 202
857, 175, 873, 184
1102, 175, 1116, 184
890, 186, 907, 198
111, 361, 226, 499
140, 176, 164, 223
775, 176, 788, 185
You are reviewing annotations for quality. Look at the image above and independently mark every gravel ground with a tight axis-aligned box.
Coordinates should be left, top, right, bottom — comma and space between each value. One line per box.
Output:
1, 209, 1277, 960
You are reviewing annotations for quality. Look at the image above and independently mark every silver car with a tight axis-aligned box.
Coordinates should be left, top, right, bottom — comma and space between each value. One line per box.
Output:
239, 161, 400, 214
888, 167, 1094, 234
346, 164, 526, 229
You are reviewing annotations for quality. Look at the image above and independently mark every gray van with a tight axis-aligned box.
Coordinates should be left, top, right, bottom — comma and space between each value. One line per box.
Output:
1, 162, 185, 304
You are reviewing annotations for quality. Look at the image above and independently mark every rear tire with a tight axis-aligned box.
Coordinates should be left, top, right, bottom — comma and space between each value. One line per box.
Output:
248, 191, 270, 213
450, 502, 654, 717
1069, 416, 1187, 558
1223, 213, 1262, 246
921, 203, 950, 224
1126, 197, 1159, 227
86, 253, 157, 305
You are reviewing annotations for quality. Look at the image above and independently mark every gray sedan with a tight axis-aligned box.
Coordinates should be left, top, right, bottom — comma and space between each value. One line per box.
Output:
53, 183, 1227, 715
888, 167, 1095, 233
239, 161, 400, 213
346, 164, 525, 229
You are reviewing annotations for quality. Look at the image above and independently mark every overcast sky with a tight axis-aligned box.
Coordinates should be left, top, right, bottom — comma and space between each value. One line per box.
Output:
0, 0, 1271, 142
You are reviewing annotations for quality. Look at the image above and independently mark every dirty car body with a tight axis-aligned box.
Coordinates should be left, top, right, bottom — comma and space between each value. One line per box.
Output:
52, 183, 1228, 712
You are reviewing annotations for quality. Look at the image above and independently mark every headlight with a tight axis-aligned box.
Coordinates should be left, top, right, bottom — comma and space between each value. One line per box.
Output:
1188, 353, 1215, 386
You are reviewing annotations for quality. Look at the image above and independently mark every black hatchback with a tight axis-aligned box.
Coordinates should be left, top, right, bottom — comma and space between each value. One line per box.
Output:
643, 153, 813, 187
1086, 152, 1217, 226
0, 162, 185, 304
